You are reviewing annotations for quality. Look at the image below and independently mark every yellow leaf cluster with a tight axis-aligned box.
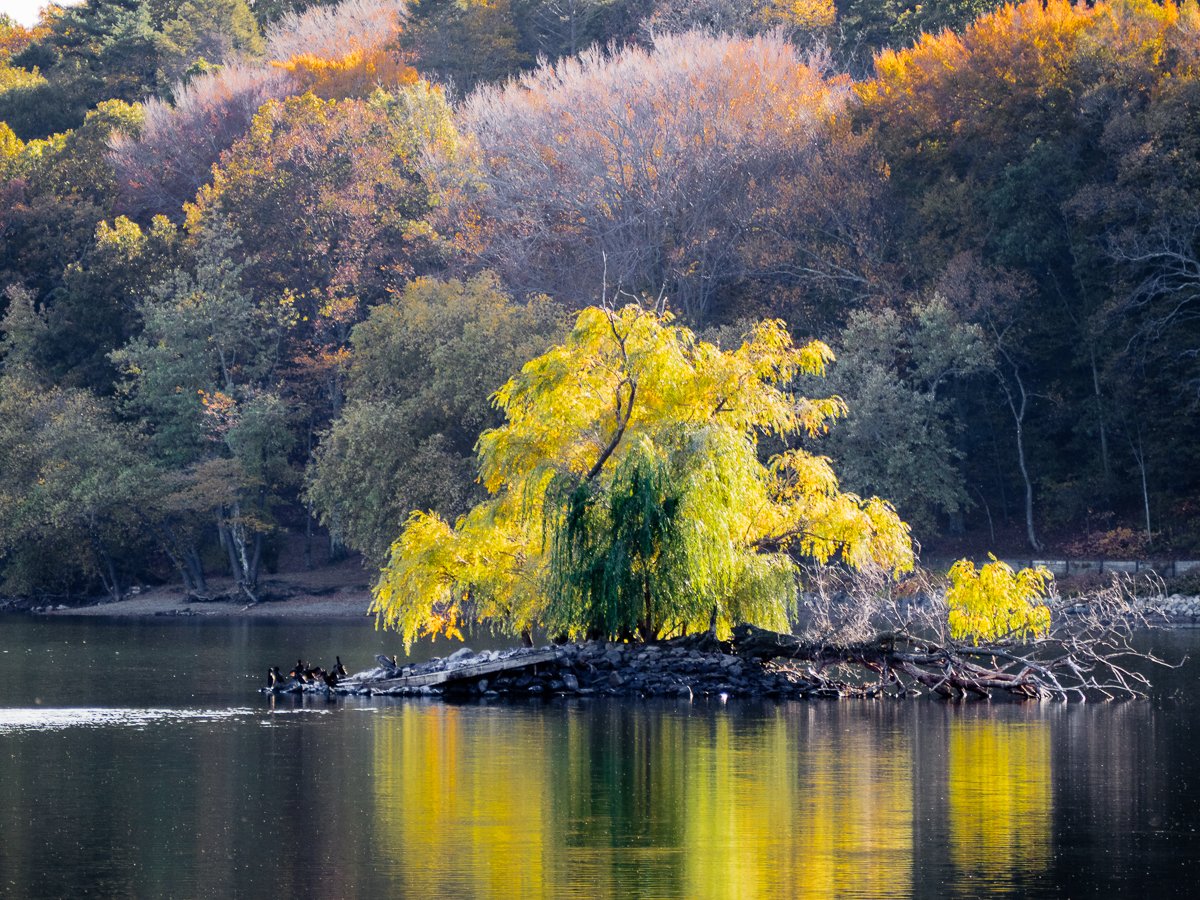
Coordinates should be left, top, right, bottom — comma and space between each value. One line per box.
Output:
759, 0, 836, 32
946, 554, 1052, 644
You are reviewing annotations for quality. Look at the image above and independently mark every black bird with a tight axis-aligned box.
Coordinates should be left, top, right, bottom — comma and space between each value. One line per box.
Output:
267, 667, 278, 689
334, 656, 348, 678
322, 669, 339, 688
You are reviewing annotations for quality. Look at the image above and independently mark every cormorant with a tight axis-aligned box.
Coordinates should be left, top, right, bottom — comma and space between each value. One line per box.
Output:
334, 656, 348, 678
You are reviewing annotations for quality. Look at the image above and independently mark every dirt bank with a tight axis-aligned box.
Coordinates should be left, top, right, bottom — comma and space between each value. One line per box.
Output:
15, 559, 375, 620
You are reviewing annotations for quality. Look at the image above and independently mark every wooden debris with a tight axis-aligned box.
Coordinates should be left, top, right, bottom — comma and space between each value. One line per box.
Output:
359, 647, 562, 695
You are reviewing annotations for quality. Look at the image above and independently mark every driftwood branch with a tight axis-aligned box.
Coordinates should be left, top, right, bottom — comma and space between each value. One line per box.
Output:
728, 565, 1178, 701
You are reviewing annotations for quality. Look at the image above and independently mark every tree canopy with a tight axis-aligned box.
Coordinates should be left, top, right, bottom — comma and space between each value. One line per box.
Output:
4, 0, 1200, 602
307, 273, 566, 564
372, 304, 913, 646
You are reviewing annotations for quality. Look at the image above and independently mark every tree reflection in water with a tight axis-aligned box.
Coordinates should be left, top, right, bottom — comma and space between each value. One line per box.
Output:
946, 714, 1052, 890
370, 701, 917, 898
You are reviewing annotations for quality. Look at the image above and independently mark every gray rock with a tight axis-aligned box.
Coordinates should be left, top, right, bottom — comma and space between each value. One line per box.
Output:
562, 673, 580, 692
608, 671, 624, 688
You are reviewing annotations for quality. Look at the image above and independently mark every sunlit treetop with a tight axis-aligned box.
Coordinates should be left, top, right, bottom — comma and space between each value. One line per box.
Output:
273, 46, 418, 99
858, 0, 1200, 174
372, 304, 914, 648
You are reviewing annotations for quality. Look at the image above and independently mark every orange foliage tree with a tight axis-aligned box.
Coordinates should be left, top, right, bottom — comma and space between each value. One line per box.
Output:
274, 46, 417, 99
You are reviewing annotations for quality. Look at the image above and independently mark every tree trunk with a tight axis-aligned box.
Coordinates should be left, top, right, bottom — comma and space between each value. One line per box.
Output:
1131, 430, 1152, 544
220, 520, 240, 582
639, 578, 656, 643
1090, 348, 1111, 484
998, 356, 1040, 551
304, 422, 315, 571
89, 528, 121, 604
249, 531, 263, 588
184, 545, 207, 595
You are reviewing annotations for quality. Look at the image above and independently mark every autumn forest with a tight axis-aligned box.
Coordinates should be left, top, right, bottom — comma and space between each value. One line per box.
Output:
2, 0, 1198, 604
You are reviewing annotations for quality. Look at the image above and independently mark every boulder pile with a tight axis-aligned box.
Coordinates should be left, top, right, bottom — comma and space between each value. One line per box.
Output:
281, 635, 836, 700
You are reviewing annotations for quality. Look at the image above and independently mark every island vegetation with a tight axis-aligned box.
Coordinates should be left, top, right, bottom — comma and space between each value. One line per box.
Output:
0, 1, 1197, 692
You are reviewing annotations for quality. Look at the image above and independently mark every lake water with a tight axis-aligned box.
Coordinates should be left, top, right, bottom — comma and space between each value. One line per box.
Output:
1, 616, 1199, 898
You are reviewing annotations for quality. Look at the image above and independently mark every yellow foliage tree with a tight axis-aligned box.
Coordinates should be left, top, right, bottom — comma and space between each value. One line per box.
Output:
372, 304, 914, 647
946, 555, 1052, 643
760, 0, 836, 31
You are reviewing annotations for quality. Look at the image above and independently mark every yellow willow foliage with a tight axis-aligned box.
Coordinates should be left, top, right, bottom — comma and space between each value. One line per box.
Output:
946, 555, 1052, 643
373, 304, 914, 647
274, 48, 417, 100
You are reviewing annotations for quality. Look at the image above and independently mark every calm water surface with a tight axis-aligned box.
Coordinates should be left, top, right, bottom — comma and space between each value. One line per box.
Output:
1, 616, 1199, 898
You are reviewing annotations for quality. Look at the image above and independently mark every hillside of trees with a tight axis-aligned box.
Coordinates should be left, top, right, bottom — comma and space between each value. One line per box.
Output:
1, 0, 1198, 602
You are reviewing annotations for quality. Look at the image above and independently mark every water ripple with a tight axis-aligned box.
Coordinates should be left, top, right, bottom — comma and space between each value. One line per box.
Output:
0, 706, 326, 734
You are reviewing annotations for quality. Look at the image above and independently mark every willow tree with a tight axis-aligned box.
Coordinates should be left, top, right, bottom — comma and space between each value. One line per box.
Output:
371, 304, 913, 647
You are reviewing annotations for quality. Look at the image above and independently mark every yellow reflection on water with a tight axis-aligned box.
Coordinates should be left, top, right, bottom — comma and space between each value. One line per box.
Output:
370, 703, 915, 899
947, 714, 1052, 883
681, 708, 913, 900
373, 704, 552, 897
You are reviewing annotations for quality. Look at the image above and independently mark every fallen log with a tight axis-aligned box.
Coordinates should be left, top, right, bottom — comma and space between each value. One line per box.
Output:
359, 647, 563, 694
729, 620, 1166, 700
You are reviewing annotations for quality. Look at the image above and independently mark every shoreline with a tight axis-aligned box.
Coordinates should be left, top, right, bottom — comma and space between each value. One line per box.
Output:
1, 561, 377, 620
5, 556, 1200, 626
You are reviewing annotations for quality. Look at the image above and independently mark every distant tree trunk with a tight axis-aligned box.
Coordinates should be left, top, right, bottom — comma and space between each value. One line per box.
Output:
148, 518, 208, 596
219, 510, 259, 603
89, 527, 122, 603
1131, 430, 1152, 544
974, 486, 996, 546
997, 351, 1040, 551
304, 421, 315, 571
219, 519, 239, 580
1090, 348, 1111, 483
147, 519, 191, 591
184, 544, 208, 595
249, 531, 263, 587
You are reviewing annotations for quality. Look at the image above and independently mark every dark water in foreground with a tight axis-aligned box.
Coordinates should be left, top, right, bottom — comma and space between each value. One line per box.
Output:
1, 618, 1199, 898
